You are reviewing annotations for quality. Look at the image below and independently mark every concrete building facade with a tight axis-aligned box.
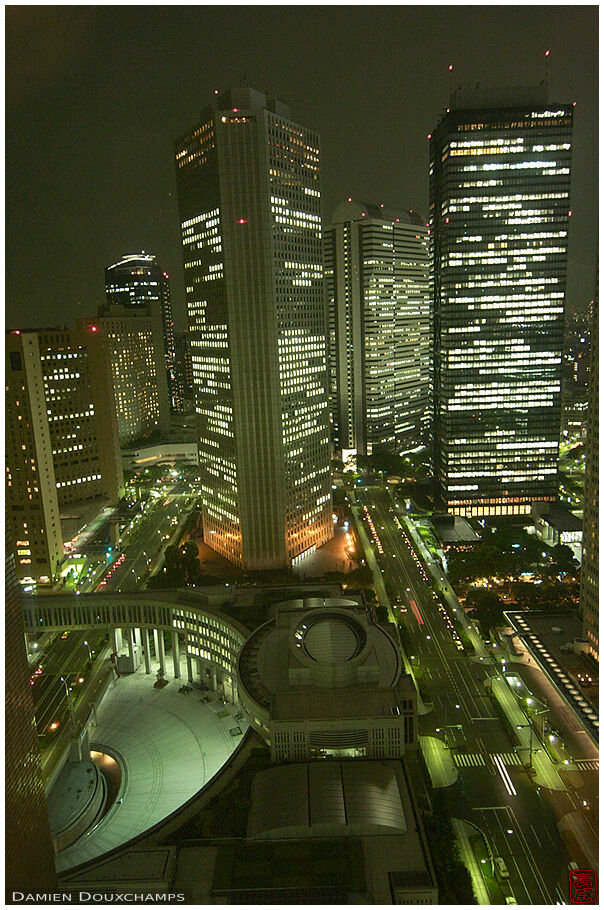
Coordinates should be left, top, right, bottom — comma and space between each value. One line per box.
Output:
237, 597, 417, 761
581, 287, 598, 660
6, 326, 123, 583
174, 86, 333, 570
5, 536, 58, 898
105, 253, 177, 409
325, 200, 430, 455
90, 306, 171, 445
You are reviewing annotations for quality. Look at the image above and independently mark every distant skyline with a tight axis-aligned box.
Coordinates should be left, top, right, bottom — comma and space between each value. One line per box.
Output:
6, 5, 598, 331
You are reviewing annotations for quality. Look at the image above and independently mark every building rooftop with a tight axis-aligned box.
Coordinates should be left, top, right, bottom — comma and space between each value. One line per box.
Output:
432, 514, 480, 544
247, 760, 407, 838
542, 504, 583, 533
238, 598, 410, 718
331, 199, 425, 227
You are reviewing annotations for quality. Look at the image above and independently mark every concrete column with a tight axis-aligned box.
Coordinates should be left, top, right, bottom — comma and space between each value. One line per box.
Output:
210, 665, 217, 691
126, 629, 134, 662
172, 632, 180, 679
157, 630, 165, 675
133, 627, 141, 648
142, 628, 151, 674
153, 629, 159, 661
111, 628, 120, 654
186, 653, 193, 684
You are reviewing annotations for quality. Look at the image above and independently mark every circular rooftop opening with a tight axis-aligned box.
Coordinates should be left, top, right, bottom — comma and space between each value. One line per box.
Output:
300, 613, 365, 663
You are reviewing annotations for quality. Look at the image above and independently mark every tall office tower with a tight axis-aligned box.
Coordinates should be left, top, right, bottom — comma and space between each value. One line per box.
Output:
430, 86, 573, 516
6, 326, 124, 583
173, 331, 194, 409
325, 200, 430, 456
5, 534, 58, 898
105, 253, 177, 408
175, 87, 332, 569
6, 331, 64, 583
93, 304, 171, 444
581, 286, 598, 660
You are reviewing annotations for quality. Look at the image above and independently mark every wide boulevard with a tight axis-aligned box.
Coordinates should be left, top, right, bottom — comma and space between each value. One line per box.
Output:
353, 484, 593, 905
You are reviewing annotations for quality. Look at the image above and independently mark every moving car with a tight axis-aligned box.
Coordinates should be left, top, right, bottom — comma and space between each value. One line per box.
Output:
493, 857, 510, 881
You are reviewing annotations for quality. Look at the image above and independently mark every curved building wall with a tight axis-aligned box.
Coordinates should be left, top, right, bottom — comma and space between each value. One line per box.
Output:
24, 591, 248, 690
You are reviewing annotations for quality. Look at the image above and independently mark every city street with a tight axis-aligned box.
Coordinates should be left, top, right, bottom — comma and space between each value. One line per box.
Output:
75, 486, 196, 594
30, 629, 108, 744
353, 484, 593, 904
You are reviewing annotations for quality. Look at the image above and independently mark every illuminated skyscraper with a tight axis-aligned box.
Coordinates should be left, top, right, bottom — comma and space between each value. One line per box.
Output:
430, 86, 573, 516
581, 284, 598, 660
105, 253, 177, 408
175, 87, 332, 569
325, 200, 430, 455
174, 331, 194, 409
92, 304, 171, 444
6, 325, 124, 583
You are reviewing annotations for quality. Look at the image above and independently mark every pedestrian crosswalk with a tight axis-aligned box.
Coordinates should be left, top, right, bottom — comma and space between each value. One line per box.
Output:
574, 759, 599, 771
453, 753, 485, 767
453, 752, 523, 768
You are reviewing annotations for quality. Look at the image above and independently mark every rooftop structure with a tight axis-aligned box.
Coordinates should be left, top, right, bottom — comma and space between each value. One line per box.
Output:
237, 597, 417, 761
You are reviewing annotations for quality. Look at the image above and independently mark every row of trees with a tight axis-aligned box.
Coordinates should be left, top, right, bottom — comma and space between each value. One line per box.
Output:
447, 525, 578, 586
333, 450, 432, 481
148, 541, 204, 588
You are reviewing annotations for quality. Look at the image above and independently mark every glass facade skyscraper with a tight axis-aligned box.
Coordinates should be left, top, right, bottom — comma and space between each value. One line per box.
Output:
430, 86, 573, 516
325, 200, 430, 455
105, 253, 177, 408
174, 87, 332, 570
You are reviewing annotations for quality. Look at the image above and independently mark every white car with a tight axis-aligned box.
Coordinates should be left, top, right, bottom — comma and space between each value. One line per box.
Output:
494, 857, 510, 881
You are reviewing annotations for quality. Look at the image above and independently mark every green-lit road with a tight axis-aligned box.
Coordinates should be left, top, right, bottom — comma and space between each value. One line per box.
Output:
355, 484, 579, 905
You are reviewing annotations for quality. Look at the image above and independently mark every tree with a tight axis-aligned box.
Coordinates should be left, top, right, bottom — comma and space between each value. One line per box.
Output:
550, 544, 579, 576
466, 587, 505, 632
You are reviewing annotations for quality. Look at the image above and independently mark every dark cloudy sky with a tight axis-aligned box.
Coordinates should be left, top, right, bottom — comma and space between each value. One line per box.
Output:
6, 5, 598, 331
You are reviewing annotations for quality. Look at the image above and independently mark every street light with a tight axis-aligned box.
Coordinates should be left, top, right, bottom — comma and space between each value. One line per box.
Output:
83, 640, 92, 661
60, 676, 77, 736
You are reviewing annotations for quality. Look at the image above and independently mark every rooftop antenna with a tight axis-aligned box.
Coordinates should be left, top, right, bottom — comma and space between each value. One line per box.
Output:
544, 49, 550, 92
448, 64, 453, 103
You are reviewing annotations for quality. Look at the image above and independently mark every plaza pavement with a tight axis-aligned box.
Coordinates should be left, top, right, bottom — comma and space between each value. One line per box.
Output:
55, 656, 248, 872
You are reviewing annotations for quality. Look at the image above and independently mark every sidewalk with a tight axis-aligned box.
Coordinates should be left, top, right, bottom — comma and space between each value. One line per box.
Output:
490, 675, 565, 790
419, 735, 458, 788
451, 818, 491, 905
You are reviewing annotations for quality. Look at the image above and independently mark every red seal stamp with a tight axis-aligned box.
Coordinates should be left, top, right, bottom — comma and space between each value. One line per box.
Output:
569, 870, 598, 904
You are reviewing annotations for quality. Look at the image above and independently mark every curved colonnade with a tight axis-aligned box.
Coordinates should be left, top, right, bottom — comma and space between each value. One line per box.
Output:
24, 589, 248, 702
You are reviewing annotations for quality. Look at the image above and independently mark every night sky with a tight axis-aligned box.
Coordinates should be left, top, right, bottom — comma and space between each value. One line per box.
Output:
6, 6, 598, 331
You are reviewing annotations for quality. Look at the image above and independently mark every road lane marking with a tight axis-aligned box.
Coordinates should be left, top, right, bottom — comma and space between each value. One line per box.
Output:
492, 754, 517, 795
